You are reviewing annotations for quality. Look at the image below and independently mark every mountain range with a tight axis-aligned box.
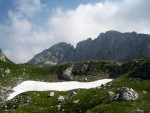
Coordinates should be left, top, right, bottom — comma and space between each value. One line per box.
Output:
28, 30, 150, 66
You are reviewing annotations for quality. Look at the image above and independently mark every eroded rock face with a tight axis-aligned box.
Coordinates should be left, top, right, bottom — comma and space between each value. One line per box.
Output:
112, 87, 139, 101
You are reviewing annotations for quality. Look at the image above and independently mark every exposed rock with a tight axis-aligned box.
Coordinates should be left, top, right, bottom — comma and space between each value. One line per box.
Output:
136, 109, 145, 113
108, 91, 114, 96
81, 64, 89, 73
62, 66, 74, 81
112, 87, 139, 101
68, 91, 77, 98
57, 95, 65, 103
142, 91, 147, 94
73, 99, 80, 104
57, 104, 61, 111
47, 92, 54, 98
75, 38, 93, 62
28, 31, 150, 65
1, 94, 31, 110
28, 42, 74, 65
0, 49, 6, 62
5, 69, 10, 74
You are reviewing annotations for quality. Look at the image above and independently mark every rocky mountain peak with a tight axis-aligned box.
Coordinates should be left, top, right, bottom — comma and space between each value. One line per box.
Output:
28, 30, 150, 65
28, 42, 74, 66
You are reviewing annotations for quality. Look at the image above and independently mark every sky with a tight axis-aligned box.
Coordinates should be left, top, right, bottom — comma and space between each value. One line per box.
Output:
0, 0, 150, 63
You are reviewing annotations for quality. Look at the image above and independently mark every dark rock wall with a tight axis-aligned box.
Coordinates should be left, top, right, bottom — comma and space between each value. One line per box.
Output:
28, 31, 150, 65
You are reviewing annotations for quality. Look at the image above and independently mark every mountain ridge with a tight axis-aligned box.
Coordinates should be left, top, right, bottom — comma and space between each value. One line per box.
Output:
28, 30, 150, 65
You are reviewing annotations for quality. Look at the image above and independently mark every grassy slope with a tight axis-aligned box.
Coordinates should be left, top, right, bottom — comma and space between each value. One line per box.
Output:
0, 58, 150, 113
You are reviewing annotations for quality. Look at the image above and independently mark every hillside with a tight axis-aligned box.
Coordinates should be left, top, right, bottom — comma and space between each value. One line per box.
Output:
0, 55, 150, 112
28, 31, 150, 66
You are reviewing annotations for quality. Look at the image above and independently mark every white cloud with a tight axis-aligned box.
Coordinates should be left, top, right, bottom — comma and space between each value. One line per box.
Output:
0, 0, 150, 63
49, 0, 150, 46
14, 0, 45, 17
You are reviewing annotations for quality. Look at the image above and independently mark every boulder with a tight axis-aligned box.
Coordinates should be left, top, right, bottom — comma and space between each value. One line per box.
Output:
73, 99, 80, 104
112, 87, 139, 101
5, 69, 10, 74
142, 91, 147, 94
47, 92, 54, 98
57, 95, 65, 103
62, 66, 74, 81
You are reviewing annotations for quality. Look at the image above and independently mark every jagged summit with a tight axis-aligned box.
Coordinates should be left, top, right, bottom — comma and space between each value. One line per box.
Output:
28, 30, 150, 65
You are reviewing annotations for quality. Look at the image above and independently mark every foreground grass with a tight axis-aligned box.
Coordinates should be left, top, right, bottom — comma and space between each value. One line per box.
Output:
0, 75, 149, 113
0, 58, 150, 112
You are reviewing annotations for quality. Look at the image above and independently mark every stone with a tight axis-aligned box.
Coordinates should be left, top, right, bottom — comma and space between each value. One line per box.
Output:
68, 91, 77, 98
57, 95, 65, 103
136, 109, 145, 113
57, 105, 61, 111
112, 87, 139, 101
5, 69, 10, 74
62, 66, 74, 81
108, 91, 114, 96
142, 91, 147, 94
81, 64, 89, 73
47, 92, 54, 97
73, 99, 80, 104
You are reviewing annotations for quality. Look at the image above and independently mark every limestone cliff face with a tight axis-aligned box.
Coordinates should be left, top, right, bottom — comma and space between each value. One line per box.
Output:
28, 31, 150, 65
75, 31, 150, 62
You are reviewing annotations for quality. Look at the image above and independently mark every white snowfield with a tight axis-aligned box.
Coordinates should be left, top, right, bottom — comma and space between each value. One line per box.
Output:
7, 79, 113, 101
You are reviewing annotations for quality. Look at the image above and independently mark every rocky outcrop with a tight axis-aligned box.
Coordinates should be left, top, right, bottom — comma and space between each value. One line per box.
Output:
57, 61, 119, 81
112, 87, 139, 101
1, 94, 31, 110
0, 49, 6, 62
62, 66, 74, 81
28, 31, 150, 65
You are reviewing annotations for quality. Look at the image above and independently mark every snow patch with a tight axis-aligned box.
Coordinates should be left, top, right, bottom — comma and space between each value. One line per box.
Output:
7, 79, 113, 100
